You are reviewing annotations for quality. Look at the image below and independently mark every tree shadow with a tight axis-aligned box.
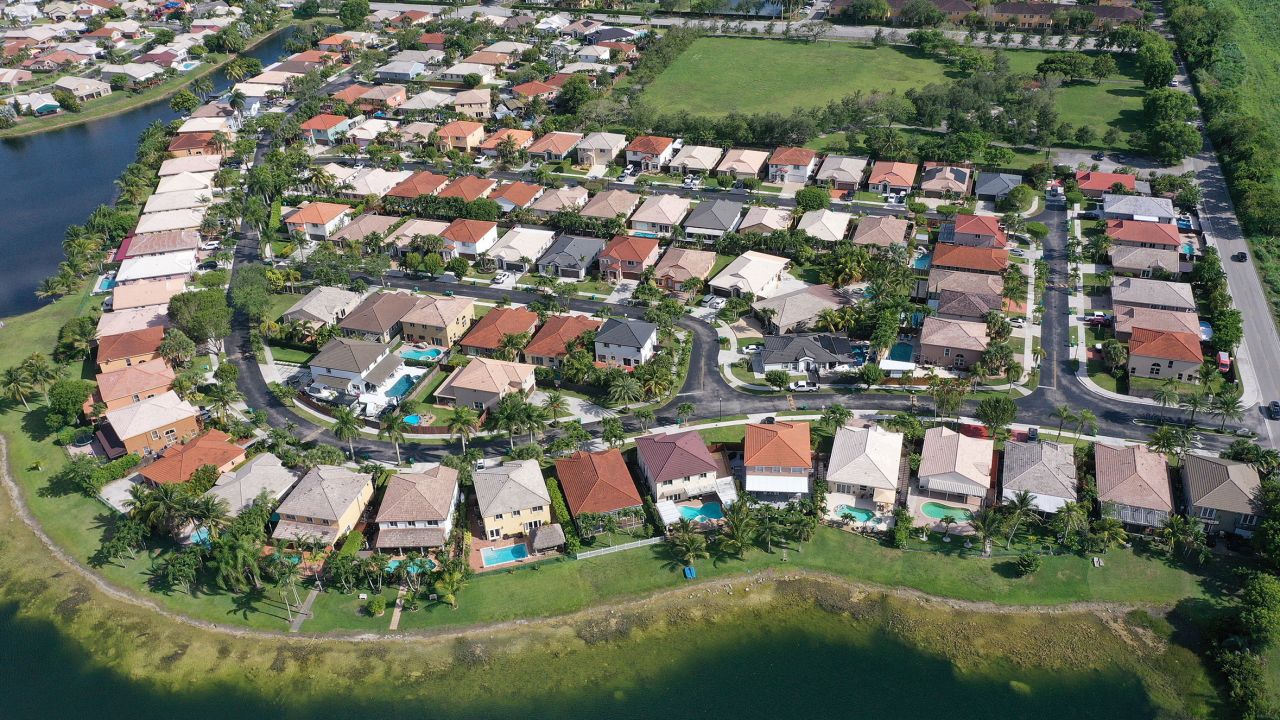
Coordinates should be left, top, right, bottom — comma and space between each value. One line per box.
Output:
992, 560, 1021, 579
20, 405, 54, 443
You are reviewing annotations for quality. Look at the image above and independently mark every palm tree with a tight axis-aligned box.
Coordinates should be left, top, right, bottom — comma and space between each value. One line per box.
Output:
1031, 344, 1047, 369
607, 375, 643, 407
186, 494, 230, 540
540, 391, 568, 422
967, 508, 1003, 557
1181, 391, 1209, 426
1153, 379, 1181, 420
675, 402, 696, 425
431, 556, 470, 609
1, 366, 36, 410
1160, 514, 1208, 562
378, 408, 409, 465
332, 407, 362, 459
635, 407, 655, 431
717, 500, 755, 558
210, 531, 263, 592
1075, 409, 1097, 437
820, 403, 852, 430
204, 383, 242, 421
495, 332, 530, 362
20, 354, 60, 394
1051, 501, 1091, 548
127, 483, 186, 536
667, 519, 709, 566
754, 505, 785, 553
1001, 489, 1038, 549
1003, 360, 1023, 394
1090, 517, 1128, 550
447, 406, 480, 452
1211, 390, 1244, 432
1147, 425, 1191, 458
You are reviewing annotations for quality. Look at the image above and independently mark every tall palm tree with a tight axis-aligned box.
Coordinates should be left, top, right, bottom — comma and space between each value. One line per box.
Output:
447, 406, 480, 452
20, 353, 60, 394
332, 407, 362, 459
186, 494, 231, 540
1147, 425, 1191, 458
540, 391, 568, 422
210, 531, 263, 592
204, 383, 242, 421
754, 505, 785, 553
127, 483, 186, 537
675, 402, 696, 425
1181, 391, 1209, 426
1075, 409, 1097, 437
607, 375, 643, 407
1153, 379, 1181, 421
1001, 489, 1038, 549
1211, 391, 1244, 432
967, 508, 1003, 557
635, 407, 655, 431
1160, 514, 1208, 562
668, 523, 710, 566
1053, 405, 1075, 436
1, 366, 36, 410
378, 408, 409, 465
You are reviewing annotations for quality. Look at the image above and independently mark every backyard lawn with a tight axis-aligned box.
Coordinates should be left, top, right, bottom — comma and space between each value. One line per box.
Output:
643, 38, 1145, 148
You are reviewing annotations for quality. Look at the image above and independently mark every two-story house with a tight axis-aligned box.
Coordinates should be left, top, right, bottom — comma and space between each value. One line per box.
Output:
594, 318, 658, 369
374, 464, 459, 552
272, 465, 375, 546
474, 459, 552, 540
744, 421, 813, 503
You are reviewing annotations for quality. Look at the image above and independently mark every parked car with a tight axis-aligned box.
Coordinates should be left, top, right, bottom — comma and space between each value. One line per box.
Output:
1091, 151, 1106, 161
491, 271, 510, 284
305, 385, 336, 401
1009, 317, 1026, 328
707, 297, 726, 310
1233, 251, 1248, 262
762, 416, 776, 424
1269, 401, 1280, 421
1010, 248, 1026, 257
1079, 210, 1101, 220
788, 380, 820, 392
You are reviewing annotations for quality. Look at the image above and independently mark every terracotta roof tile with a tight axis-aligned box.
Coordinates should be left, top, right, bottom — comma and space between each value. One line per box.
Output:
1129, 328, 1203, 363
139, 430, 246, 485
523, 315, 599, 359
555, 449, 642, 515
460, 307, 538, 350
744, 421, 812, 468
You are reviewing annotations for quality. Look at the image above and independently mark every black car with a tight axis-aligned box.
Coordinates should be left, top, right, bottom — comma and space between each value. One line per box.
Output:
1269, 401, 1280, 421
1233, 251, 1248, 262
1079, 211, 1101, 220
1091, 151, 1106, 161
197, 260, 218, 270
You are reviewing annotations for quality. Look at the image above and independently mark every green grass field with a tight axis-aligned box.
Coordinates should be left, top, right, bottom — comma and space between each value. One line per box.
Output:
642, 39, 1145, 146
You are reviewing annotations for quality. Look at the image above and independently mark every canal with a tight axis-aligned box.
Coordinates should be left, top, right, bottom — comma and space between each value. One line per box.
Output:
0, 26, 297, 319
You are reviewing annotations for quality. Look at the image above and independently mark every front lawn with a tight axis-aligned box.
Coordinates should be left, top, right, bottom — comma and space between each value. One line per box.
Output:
267, 343, 314, 365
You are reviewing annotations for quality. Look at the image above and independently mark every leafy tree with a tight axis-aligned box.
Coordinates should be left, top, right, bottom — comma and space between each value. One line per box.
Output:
793, 186, 830, 212
602, 416, 626, 447
169, 89, 199, 114
45, 379, 94, 431
338, 0, 370, 29
975, 396, 1017, 437
764, 370, 791, 391
899, 0, 946, 26
1015, 552, 1042, 576
168, 290, 232, 353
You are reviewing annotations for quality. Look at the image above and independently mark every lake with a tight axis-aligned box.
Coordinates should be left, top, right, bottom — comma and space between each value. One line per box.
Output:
0, 585, 1194, 720
0, 27, 297, 319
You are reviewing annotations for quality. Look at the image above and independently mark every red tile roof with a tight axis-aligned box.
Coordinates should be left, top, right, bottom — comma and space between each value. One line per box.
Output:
491, 181, 542, 208
635, 430, 717, 484
868, 160, 918, 187
442, 218, 497, 245
625, 135, 673, 155
744, 421, 812, 468
139, 430, 246, 485
512, 80, 557, 97
1076, 170, 1136, 192
1129, 328, 1203, 363
438, 175, 497, 201
286, 202, 350, 226
459, 307, 538, 350
600, 234, 659, 264
479, 128, 534, 150
1106, 219, 1181, 247
524, 315, 600, 359
769, 146, 816, 167
386, 171, 449, 199
437, 119, 484, 139
330, 84, 371, 104
417, 32, 445, 46
97, 326, 165, 364
555, 449, 642, 515
300, 113, 348, 131
167, 132, 216, 152
931, 244, 1009, 273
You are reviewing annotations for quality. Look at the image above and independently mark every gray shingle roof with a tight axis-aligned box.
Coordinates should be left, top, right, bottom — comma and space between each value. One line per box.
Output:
684, 199, 743, 231
758, 333, 855, 365
310, 338, 390, 373
1002, 441, 1078, 501
1183, 455, 1261, 515
595, 317, 658, 348
538, 234, 605, 271
974, 172, 1022, 197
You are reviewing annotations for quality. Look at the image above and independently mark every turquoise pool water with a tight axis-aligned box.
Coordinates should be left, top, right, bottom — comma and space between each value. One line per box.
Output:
403, 348, 443, 362
402, 414, 421, 425
96, 277, 116, 292
679, 502, 724, 523
911, 251, 931, 270
888, 342, 914, 363
921, 502, 973, 521
385, 374, 417, 398
837, 504, 875, 522
481, 544, 530, 567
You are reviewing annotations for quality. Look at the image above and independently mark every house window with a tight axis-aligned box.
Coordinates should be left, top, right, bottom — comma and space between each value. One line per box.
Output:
150, 430, 160, 440
488, 528, 501, 539
1197, 506, 1217, 521
512, 510, 521, 517
532, 505, 544, 512
163, 428, 177, 441
943, 348, 951, 357
1241, 514, 1259, 527
494, 513, 503, 520
473, 402, 484, 410
1149, 363, 1161, 376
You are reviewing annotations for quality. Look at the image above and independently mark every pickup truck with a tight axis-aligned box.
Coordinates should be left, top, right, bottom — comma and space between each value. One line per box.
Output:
788, 381, 820, 393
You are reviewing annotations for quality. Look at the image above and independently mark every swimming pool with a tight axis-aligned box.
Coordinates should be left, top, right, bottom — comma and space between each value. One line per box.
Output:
837, 504, 875, 522
402, 347, 443, 362
402, 414, 421, 426
481, 544, 530, 567
385, 374, 418, 398
679, 501, 724, 523
920, 502, 972, 521
95, 276, 116, 293
888, 342, 914, 363
177, 60, 199, 72
911, 251, 931, 270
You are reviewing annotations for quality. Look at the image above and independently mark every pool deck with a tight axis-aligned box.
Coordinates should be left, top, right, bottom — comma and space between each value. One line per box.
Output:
824, 493, 894, 530
906, 488, 981, 536
399, 344, 449, 361
465, 515, 561, 572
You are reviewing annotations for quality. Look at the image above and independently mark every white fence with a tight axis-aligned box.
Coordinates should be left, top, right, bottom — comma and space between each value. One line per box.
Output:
573, 535, 665, 560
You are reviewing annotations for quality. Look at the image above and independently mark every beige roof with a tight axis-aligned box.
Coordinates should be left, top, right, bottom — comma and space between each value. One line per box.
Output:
103, 391, 198, 439
531, 185, 589, 214
815, 155, 868, 184
631, 193, 690, 225
376, 464, 458, 522
473, 459, 550, 517
716, 148, 769, 175
96, 306, 170, 338
207, 453, 298, 516
1182, 454, 1260, 515
386, 219, 451, 249
490, 226, 556, 265
796, 209, 853, 242
402, 294, 473, 328
852, 216, 910, 247
670, 144, 724, 171
94, 362, 175, 404
920, 316, 988, 352
310, 337, 389, 373
276, 465, 372, 523
1109, 246, 1181, 275
154, 171, 215, 194
919, 165, 971, 193
1112, 303, 1201, 337
927, 269, 1003, 296
654, 247, 717, 284
111, 278, 188, 311
1095, 443, 1171, 512
826, 425, 903, 491
331, 213, 400, 245
439, 356, 535, 395
1111, 277, 1195, 311
580, 189, 640, 219
134, 209, 204, 234
918, 426, 993, 490
739, 206, 792, 234
752, 284, 848, 330
709, 250, 789, 297
281, 286, 361, 325
1002, 441, 1077, 501
577, 131, 627, 151
158, 154, 222, 176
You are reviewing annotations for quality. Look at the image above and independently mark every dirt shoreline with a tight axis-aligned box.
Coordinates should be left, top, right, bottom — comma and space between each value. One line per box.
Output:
0, 433, 1161, 646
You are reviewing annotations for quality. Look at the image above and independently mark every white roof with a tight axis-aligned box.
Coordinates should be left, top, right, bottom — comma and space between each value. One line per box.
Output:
116, 250, 198, 282
796, 209, 853, 242
96, 306, 170, 338
709, 251, 789, 297
401, 89, 454, 110
489, 226, 556, 264
143, 189, 212, 214
177, 116, 233, 134
342, 168, 413, 197
347, 118, 399, 142
134, 209, 205, 234
740, 206, 792, 233
208, 453, 298, 516
104, 391, 198, 439
443, 62, 494, 77
99, 62, 162, 81
631, 194, 691, 225
745, 474, 810, 494
154, 171, 215, 194
54, 76, 110, 94
825, 425, 903, 491
158, 154, 222, 176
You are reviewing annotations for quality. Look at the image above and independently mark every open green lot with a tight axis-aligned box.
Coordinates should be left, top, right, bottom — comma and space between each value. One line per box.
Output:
642, 38, 1145, 146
